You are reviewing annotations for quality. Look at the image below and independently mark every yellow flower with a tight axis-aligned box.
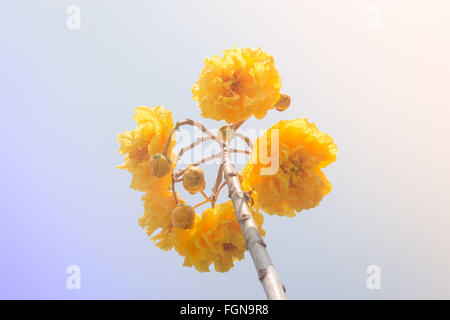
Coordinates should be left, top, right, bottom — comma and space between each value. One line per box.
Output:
242, 119, 337, 217
192, 47, 281, 124
117, 106, 175, 192
139, 190, 179, 251
174, 201, 265, 273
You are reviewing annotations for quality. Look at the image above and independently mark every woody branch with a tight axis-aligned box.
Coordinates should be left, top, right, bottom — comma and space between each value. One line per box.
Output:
167, 118, 287, 299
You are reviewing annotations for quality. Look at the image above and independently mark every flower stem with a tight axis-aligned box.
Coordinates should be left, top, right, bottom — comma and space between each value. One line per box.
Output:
221, 142, 287, 300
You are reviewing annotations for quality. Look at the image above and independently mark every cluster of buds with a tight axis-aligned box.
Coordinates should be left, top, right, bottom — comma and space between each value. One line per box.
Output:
147, 130, 209, 230
148, 154, 201, 229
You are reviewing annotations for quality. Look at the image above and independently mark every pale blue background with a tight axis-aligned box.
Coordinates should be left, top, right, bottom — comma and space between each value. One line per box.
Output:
1, 1, 449, 299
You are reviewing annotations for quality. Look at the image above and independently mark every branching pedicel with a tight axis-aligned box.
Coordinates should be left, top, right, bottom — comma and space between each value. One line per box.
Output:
117, 47, 337, 300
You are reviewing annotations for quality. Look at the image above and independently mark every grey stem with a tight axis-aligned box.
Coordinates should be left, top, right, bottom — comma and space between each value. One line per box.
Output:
221, 142, 287, 300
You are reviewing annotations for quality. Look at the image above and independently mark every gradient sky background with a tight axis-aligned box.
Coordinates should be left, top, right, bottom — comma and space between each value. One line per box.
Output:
1, 1, 449, 299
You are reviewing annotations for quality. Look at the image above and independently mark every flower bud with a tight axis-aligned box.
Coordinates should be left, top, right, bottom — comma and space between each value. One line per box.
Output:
218, 125, 235, 142
182, 165, 206, 194
171, 205, 195, 229
148, 153, 171, 177
275, 93, 290, 111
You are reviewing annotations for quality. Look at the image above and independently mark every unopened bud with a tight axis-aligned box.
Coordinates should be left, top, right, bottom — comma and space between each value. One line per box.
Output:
171, 204, 195, 229
275, 93, 290, 111
182, 165, 206, 194
218, 125, 235, 142
148, 153, 171, 177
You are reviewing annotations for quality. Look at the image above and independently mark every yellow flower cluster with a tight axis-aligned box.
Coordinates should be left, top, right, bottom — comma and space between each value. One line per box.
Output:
118, 48, 338, 274
242, 119, 337, 217
192, 47, 281, 124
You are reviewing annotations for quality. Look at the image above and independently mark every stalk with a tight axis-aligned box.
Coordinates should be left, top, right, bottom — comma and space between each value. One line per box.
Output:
222, 142, 287, 300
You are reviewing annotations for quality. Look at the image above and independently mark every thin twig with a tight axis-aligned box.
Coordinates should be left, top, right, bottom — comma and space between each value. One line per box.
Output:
179, 118, 218, 141
163, 119, 193, 155
200, 190, 211, 202
193, 199, 210, 210
211, 181, 227, 207
235, 132, 253, 149
230, 148, 251, 155
178, 136, 212, 157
